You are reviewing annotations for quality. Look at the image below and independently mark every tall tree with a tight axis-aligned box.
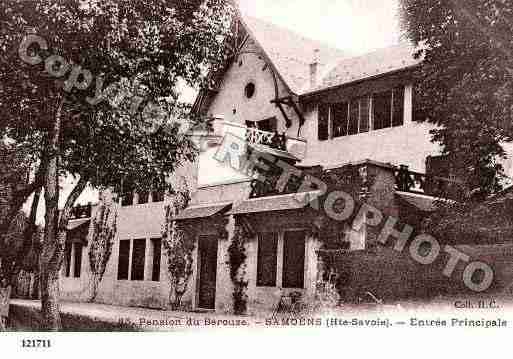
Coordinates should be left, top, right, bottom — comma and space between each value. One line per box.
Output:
1, 0, 234, 329
400, 0, 513, 196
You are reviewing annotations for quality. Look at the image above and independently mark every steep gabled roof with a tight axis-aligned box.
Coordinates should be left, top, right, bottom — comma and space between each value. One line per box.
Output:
194, 15, 422, 114
241, 15, 348, 95
307, 43, 421, 95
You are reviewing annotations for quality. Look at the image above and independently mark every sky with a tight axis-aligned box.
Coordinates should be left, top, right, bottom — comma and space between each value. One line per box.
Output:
28, 0, 403, 222
237, 0, 402, 55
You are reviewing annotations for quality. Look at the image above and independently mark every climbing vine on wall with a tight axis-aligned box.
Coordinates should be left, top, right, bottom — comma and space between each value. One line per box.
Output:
314, 164, 375, 303
226, 220, 251, 315
88, 202, 117, 302
162, 181, 194, 310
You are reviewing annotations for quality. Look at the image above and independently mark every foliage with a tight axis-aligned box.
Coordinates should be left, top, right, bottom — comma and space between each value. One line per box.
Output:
316, 164, 369, 251
0, 0, 235, 329
226, 221, 249, 315
422, 195, 513, 245
399, 0, 513, 196
0, 212, 27, 286
1, 0, 235, 192
88, 201, 117, 302
162, 181, 194, 310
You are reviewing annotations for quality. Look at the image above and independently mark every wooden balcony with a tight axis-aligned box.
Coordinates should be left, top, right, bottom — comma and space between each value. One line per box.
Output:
394, 165, 465, 200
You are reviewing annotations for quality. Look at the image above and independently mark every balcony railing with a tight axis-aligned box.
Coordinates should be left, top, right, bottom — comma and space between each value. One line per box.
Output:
394, 165, 465, 200
222, 121, 307, 159
69, 204, 92, 220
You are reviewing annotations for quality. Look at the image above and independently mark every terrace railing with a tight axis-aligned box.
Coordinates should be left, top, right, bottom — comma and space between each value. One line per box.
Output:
394, 165, 465, 200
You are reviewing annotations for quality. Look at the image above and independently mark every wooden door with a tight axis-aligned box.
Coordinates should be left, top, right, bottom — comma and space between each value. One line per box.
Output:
198, 235, 218, 310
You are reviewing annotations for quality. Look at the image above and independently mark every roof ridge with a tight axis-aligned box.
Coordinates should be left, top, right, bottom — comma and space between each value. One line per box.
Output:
241, 14, 347, 56
336, 42, 415, 62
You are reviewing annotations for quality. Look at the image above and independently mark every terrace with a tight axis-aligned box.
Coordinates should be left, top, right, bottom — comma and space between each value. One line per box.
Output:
394, 164, 465, 200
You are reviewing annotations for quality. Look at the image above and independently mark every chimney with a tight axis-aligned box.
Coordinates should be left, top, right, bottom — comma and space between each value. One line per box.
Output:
310, 49, 320, 89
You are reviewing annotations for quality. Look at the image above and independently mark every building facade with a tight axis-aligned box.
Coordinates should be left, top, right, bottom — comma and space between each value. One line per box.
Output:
59, 15, 513, 314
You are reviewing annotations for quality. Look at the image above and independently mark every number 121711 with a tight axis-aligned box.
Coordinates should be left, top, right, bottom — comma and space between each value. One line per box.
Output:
22, 339, 51, 348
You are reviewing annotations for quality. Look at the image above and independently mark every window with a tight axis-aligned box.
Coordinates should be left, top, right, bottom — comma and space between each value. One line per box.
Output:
325, 96, 371, 138
117, 240, 130, 280
319, 86, 405, 139
282, 231, 306, 289
131, 239, 146, 281
332, 102, 348, 138
318, 103, 329, 141
151, 238, 162, 282
256, 233, 278, 287
359, 96, 370, 133
138, 191, 149, 205
412, 85, 428, 122
373, 90, 392, 130
64, 243, 82, 278
151, 190, 165, 203
73, 243, 83, 278
348, 100, 360, 135
373, 87, 404, 130
392, 86, 404, 127
245, 82, 256, 99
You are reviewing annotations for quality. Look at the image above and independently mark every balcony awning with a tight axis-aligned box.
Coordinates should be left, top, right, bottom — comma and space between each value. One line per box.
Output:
395, 191, 438, 212
250, 143, 300, 162
229, 191, 321, 215
67, 218, 91, 231
173, 202, 232, 221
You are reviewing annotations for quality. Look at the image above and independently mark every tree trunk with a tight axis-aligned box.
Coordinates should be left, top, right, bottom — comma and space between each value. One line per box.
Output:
40, 149, 62, 330
40, 99, 63, 331
31, 271, 40, 300
0, 166, 45, 242
40, 263, 61, 330
88, 273, 100, 303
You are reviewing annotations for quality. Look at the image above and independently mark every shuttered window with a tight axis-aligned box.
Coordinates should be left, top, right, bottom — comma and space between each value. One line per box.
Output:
73, 244, 83, 278
117, 240, 130, 280
151, 238, 162, 282
282, 231, 306, 289
256, 233, 278, 287
131, 239, 146, 281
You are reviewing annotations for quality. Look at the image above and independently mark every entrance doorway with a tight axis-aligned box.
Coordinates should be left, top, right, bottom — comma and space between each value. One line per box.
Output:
197, 235, 218, 310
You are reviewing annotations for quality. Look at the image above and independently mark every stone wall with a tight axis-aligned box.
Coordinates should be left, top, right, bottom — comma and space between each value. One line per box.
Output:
323, 244, 513, 303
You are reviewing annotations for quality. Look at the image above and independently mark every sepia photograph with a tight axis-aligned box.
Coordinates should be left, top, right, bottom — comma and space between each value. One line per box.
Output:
1, 0, 513, 356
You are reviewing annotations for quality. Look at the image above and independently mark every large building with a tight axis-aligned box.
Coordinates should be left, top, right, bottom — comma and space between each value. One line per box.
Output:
59, 14, 513, 314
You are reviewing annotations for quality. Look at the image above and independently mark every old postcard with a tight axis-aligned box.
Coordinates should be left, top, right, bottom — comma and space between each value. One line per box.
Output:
1, 0, 513, 357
